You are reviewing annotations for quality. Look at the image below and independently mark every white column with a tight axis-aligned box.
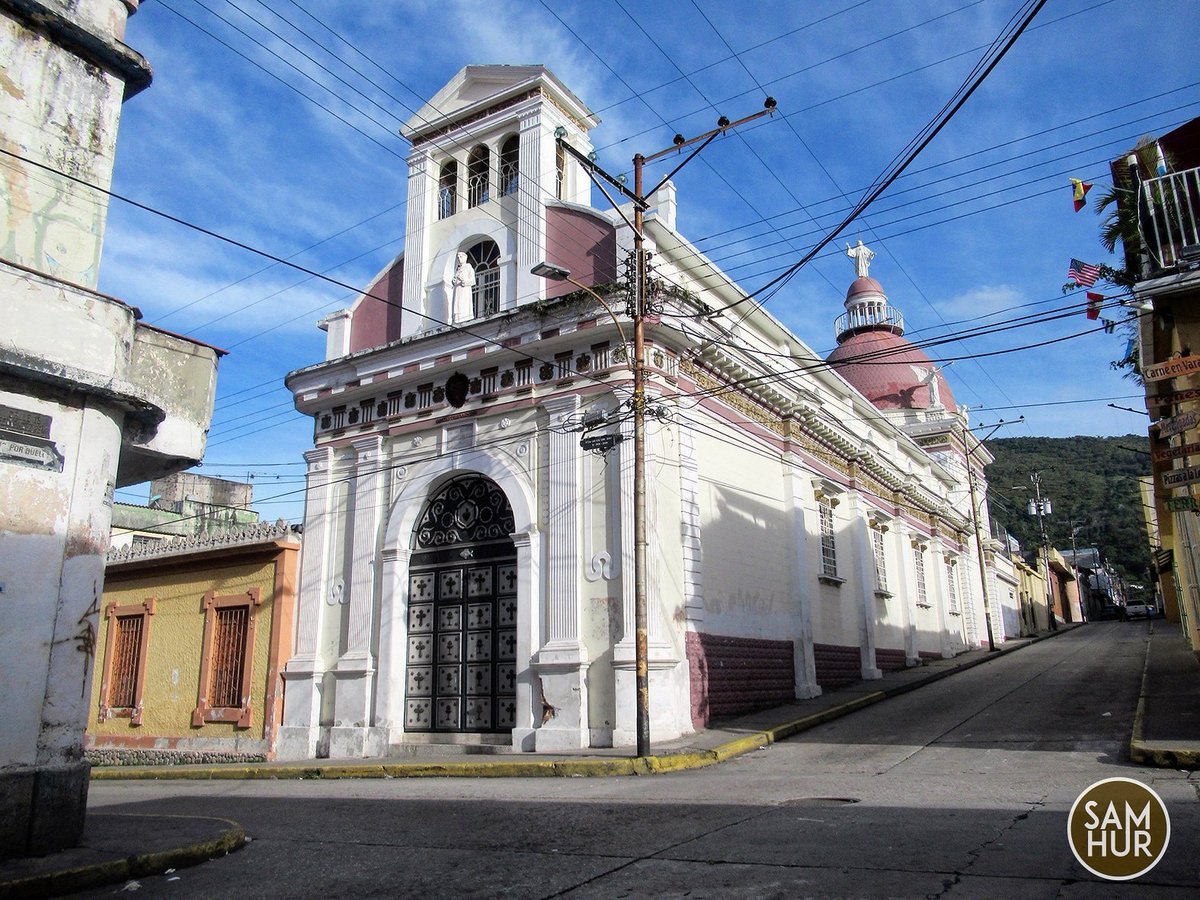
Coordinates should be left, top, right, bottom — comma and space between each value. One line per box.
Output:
785, 462, 821, 698
847, 491, 883, 680
533, 395, 589, 750
278, 447, 333, 759
373, 545, 410, 749
517, 110, 543, 272
400, 147, 431, 338
329, 435, 383, 758
510, 529, 542, 751
893, 524, 918, 666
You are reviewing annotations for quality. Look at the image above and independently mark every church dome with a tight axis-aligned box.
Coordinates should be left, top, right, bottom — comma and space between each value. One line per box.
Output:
826, 330, 957, 413
827, 245, 956, 413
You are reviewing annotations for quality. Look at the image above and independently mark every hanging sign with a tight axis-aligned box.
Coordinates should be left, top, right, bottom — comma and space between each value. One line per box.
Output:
1160, 465, 1200, 489
1156, 411, 1200, 439
1153, 441, 1200, 462
1165, 496, 1200, 512
1147, 387, 1200, 410
1143, 354, 1200, 382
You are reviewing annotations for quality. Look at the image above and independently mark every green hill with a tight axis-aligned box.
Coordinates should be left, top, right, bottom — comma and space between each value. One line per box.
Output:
984, 435, 1151, 581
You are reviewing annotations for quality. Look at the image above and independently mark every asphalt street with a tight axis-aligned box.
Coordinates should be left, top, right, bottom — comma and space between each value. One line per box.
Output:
78, 622, 1199, 898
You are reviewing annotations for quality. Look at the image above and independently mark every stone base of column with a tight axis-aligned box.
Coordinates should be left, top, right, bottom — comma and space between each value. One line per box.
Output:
861, 666, 884, 680
275, 725, 321, 760
329, 661, 375, 759
0, 761, 89, 859
532, 645, 589, 751
612, 644, 684, 747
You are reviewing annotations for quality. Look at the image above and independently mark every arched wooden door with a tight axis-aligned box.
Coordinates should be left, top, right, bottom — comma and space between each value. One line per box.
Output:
403, 475, 517, 733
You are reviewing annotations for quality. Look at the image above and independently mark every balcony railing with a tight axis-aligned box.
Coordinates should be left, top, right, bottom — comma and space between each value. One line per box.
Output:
1139, 166, 1200, 272
834, 304, 904, 339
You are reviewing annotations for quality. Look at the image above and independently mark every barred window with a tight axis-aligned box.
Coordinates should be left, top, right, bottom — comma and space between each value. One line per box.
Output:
872, 527, 888, 593
467, 145, 490, 207
819, 497, 837, 578
193, 588, 262, 728
99, 600, 155, 724
499, 135, 519, 197
467, 240, 501, 318
913, 545, 928, 606
438, 160, 457, 220
945, 560, 960, 613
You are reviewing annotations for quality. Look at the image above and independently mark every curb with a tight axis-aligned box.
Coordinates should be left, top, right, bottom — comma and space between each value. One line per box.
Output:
90, 632, 1064, 783
0, 814, 244, 900
1129, 622, 1200, 770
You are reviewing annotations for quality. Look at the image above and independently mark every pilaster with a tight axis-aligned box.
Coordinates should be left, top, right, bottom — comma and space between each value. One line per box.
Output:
278, 446, 333, 759
786, 463, 821, 698
401, 147, 431, 338
533, 395, 588, 750
848, 491, 883, 680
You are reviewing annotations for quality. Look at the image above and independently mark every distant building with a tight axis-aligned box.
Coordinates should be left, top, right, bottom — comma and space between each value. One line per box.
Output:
1109, 117, 1200, 653
0, 0, 220, 857
110, 473, 261, 550
280, 66, 1008, 760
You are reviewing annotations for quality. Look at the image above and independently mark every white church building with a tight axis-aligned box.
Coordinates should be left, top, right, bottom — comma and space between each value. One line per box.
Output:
278, 66, 1005, 759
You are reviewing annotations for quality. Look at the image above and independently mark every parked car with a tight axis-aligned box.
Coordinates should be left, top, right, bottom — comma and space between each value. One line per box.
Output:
1124, 599, 1151, 619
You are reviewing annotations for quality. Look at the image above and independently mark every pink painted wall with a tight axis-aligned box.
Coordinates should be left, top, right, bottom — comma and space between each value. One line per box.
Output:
349, 256, 404, 354
543, 206, 617, 300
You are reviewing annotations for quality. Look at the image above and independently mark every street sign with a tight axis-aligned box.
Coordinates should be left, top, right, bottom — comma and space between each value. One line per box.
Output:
1147, 387, 1200, 410
1153, 441, 1200, 462
580, 433, 623, 453
1143, 354, 1200, 382
1156, 411, 1200, 439
1160, 465, 1200, 489
1165, 496, 1200, 512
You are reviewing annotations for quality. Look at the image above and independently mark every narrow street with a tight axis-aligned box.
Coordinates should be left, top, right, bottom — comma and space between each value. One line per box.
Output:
82, 623, 1199, 898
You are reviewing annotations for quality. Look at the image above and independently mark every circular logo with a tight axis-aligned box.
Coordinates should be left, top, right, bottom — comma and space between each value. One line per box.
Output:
1067, 777, 1170, 881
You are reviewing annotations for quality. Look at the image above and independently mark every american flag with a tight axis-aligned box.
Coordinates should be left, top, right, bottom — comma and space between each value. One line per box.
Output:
1069, 258, 1101, 287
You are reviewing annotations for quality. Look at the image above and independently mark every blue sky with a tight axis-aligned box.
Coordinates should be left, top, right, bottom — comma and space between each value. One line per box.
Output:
98, 0, 1198, 521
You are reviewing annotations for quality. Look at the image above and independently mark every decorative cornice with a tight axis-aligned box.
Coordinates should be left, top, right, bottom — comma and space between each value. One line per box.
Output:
107, 520, 299, 565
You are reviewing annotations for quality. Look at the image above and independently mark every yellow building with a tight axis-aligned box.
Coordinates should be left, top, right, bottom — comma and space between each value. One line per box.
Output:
87, 522, 299, 764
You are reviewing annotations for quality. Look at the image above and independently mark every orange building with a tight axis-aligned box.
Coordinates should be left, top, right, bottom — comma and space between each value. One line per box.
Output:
87, 522, 299, 764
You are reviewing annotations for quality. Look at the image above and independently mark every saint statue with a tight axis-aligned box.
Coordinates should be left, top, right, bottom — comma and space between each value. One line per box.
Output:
450, 251, 476, 322
846, 240, 875, 279
910, 364, 943, 409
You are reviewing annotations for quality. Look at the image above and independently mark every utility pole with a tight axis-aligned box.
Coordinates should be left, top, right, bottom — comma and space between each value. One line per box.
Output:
1029, 472, 1058, 630
545, 99, 777, 757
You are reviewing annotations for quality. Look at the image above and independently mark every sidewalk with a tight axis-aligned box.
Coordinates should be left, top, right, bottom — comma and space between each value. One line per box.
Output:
5, 622, 1195, 898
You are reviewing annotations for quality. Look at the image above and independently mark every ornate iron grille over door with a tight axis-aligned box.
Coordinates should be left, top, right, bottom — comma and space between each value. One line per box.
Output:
404, 475, 517, 734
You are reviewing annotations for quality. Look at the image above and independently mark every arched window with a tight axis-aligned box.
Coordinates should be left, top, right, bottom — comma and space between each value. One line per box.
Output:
466, 240, 500, 318
468, 145, 490, 207
438, 160, 457, 220
555, 142, 566, 200
499, 135, 519, 197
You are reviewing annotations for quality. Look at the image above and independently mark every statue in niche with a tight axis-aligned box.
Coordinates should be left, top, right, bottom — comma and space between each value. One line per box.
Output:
846, 239, 875, 279
450, 251, 476, 322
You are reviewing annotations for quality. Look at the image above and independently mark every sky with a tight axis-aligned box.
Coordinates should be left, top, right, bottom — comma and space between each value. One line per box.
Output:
96, 0, 1199, 521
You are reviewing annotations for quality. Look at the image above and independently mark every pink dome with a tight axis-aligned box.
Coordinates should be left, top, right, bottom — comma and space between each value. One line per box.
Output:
825, 330, 957, 413
845, 276, 885, 302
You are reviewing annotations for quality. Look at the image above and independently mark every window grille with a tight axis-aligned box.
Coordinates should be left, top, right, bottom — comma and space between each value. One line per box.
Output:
913, 545, 928, 605
945, 560, 960, 612
193, 588, 261, 728
99, 599, 154, 723
466, 240, 500, 317
819, 497, 837, 578
499, 135, 519, 197
872, 527, 888, 593
438, 160, 457, 219
209, 605, 249, 708
514, 360, 532, 387
480, 367, 498, 394
109, 615, 144, 708
468, 145, 489, 207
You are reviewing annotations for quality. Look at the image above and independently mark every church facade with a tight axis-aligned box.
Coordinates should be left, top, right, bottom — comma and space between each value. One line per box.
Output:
278, 66, 1003, 759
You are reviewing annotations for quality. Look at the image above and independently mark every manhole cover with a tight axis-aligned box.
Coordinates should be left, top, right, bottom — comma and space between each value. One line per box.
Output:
783, 797, 860, 807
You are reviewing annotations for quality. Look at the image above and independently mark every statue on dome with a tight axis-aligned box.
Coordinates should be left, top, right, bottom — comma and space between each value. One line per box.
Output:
846, 240, 875, 279
450, 251, 476, 322
910, 364, 944, 409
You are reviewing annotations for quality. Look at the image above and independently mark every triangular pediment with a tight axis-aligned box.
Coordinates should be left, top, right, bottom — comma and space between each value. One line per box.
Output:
402, 65, 597, 141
